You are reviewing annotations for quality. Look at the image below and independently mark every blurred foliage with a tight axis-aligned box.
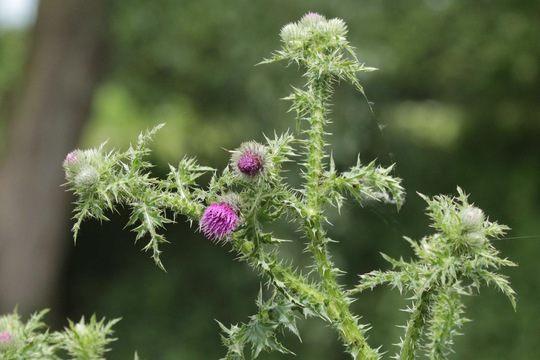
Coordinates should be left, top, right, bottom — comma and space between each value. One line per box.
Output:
0, 29, 30, 153
1, 0, 539, 359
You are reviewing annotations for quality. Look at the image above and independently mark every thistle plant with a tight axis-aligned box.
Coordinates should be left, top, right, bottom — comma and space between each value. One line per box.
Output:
0, 309, 119, 359
60, 13, 516, 360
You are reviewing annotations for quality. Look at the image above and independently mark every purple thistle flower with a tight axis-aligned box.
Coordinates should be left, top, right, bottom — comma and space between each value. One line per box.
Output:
230, 141, 269, 181
200, 202, 240, 241
238, 152, 262, 176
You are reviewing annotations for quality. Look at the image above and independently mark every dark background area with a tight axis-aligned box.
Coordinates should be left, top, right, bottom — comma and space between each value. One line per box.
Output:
1, 0, 539, 359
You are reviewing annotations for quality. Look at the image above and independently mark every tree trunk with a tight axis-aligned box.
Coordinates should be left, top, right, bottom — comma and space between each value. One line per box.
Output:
0, 0, 107, 316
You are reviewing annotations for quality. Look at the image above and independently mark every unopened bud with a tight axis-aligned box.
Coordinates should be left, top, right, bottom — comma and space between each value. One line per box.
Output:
460, 206, 486, 247
74, 165, 100, 188
64, 149, 104, 189
463, 232, 486, 247
460, 206, 484, 232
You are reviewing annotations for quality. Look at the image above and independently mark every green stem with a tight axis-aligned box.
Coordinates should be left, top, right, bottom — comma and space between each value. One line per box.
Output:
301, 75, 379, 359
400, 289, 432, 360
304, 76, 328, 210
233, 238, 325, 316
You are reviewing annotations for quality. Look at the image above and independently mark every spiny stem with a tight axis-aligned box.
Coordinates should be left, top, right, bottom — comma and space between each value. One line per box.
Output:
303, 74, 337, 286
301, 73, 378, 359
400, 289, 432, 360
304, 76, 330, 210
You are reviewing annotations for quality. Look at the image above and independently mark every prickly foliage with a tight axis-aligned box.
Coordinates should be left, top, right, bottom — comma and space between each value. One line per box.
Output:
61, 13, 515, 360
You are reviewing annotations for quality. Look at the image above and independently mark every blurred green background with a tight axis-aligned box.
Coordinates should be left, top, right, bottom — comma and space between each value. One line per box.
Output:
1, 0, 539, 359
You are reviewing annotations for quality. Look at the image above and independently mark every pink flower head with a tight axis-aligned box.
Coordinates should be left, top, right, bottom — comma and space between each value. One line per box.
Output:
200, 202, 240, 241
0, 331, 12, 343
64, 150, 79, 166
0, 331, 16, 351
305, 12, 322, 18
302, 12, 325, 22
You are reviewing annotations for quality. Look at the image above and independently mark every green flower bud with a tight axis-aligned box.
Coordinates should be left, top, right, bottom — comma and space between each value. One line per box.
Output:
459, 206, 486, 246
64, 149, 104, 189
460, 206, 484, 232
463, 232, 486, 247
74, 165, 100, 188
